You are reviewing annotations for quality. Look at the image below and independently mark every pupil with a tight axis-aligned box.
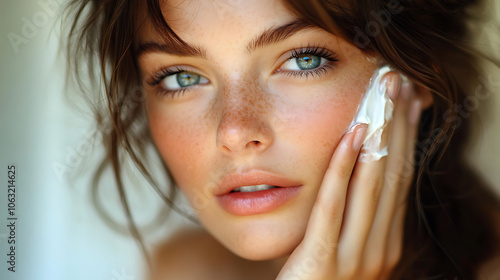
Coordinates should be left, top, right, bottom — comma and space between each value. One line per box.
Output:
297, 55, 321, 70
177, 71, 201, 87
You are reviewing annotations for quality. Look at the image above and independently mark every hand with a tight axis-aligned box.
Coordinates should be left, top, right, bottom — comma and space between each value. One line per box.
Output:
276, 72, 422, 280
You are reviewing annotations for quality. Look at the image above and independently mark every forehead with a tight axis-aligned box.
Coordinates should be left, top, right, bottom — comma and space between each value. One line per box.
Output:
137, 0, 298, 43
163, 0, 292, 24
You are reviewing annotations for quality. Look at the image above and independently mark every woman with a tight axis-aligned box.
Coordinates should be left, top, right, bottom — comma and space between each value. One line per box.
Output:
65, 0, 500, 279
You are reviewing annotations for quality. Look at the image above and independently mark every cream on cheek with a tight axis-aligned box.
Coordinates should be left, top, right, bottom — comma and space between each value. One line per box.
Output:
351, 65, 395, 162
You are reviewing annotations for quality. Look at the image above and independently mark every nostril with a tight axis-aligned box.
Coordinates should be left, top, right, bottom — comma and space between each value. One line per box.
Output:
245, 140, 261, 149
252, 140, 263, 147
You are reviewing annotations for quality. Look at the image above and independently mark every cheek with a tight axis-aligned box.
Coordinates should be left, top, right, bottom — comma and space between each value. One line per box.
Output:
145, 98, 211, 189
284, 90, 361, 178
271, 68, 373, 177
274, 78, 365, 145
305, 64, 377, 149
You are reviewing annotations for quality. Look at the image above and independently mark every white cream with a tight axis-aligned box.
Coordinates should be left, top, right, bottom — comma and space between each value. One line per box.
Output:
350, 65, 394, 162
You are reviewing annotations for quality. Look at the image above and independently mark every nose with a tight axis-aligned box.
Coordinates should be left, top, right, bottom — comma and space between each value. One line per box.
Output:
216, 86, 273, 156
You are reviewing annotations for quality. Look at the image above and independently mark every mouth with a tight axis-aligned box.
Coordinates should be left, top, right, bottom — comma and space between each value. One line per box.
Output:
230, 184, 279, 193
215, 170, 302, 216
215, 170, 301, 195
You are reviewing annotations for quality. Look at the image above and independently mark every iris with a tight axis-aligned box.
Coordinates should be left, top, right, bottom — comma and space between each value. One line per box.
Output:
176, 71, 202, 87
295, 55, 321, 70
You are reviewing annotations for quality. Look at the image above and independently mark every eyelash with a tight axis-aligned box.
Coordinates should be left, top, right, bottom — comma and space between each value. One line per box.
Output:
278, 46, 340, 79
147, 67, 191, 98
147, 46, 340, 97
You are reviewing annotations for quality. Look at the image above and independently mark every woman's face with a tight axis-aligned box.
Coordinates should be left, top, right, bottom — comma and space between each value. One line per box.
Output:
137, 0, 379, 260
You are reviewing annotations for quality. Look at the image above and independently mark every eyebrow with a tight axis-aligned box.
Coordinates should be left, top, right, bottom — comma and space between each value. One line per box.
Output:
135, 40, 207, 58
135, 19, 319, 58
246, 19, 318, 52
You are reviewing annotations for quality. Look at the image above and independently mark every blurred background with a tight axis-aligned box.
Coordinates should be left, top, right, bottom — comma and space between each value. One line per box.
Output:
0, 1, 499, 280
0, 1, 196, 280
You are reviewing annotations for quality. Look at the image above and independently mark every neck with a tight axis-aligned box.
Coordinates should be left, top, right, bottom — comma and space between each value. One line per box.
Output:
268, 254, 291, 276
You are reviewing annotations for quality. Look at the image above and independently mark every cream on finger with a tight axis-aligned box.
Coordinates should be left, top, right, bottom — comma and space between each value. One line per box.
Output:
350, 65, 401, 162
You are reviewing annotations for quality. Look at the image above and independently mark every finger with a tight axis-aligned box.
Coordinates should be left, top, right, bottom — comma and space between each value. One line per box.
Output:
336, 155, 387, 278
336, 71, 401, 277
299, 124, 368, 265
361, 75, 415, 276
383, 96, 423, 275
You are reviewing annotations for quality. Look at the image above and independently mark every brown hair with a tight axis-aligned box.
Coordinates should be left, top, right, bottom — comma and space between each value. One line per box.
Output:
283, 1, 500, 279
64, 0, 500, 278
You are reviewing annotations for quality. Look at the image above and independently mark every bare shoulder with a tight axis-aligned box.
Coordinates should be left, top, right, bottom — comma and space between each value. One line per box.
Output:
153, 227, 226, 260
149, 227, 237, 280
148, 227, 278, 280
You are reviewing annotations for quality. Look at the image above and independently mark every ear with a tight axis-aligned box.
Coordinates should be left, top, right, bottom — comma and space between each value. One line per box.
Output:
414, 83, 434, 109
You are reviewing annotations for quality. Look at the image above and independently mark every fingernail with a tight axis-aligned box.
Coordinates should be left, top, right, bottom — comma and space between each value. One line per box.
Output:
385, 73, 401, 101
409, 99, 422, 124
352, 124, 368, 151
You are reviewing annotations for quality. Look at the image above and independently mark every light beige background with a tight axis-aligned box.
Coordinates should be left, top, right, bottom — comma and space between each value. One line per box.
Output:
465, 1, 500, 195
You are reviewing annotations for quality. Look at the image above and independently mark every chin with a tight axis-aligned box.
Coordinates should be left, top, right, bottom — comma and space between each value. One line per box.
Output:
196, 195, 315, 261
232, 232, 302, 261
220, 216, 308, 261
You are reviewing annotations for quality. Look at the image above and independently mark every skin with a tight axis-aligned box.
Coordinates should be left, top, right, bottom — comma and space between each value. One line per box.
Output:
136, 0, 430, 279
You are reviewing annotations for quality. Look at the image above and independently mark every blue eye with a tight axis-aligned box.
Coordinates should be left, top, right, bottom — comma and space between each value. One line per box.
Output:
278, 47, 339, 77
160, 71, 209, 90
285, 54, 324, 71
296, 55, 322, 70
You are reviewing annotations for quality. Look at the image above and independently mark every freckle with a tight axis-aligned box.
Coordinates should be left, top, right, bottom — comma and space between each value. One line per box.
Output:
204, 73, 277, 140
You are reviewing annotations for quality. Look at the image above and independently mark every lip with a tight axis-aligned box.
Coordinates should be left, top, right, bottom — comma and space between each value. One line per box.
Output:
215, 170, 302, 216
215, 170, 302, 195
